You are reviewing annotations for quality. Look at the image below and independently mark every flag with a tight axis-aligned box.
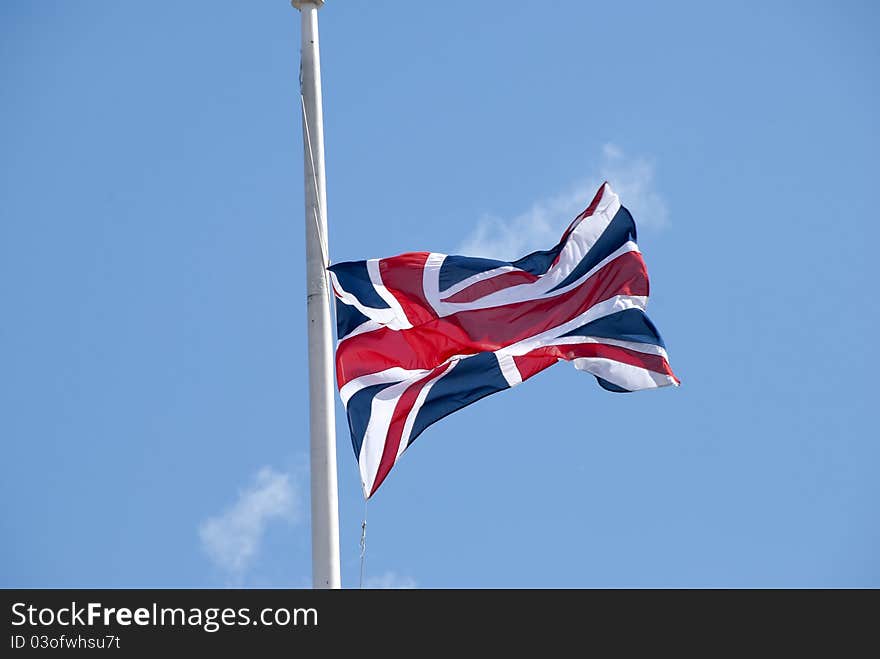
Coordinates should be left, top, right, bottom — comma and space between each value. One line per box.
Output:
329, 182, 678, 498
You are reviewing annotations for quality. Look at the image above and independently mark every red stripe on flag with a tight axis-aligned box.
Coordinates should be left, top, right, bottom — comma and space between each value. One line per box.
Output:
335, 321, 471, 386
558, 343, 675, 376
518, 343, 676, 379
512, 351, 558, 381
379, 252, 436, 326
577, 181, 608, 222
369, 369, 438, 497
336, 251, 649, 387
440, 269, 539, 303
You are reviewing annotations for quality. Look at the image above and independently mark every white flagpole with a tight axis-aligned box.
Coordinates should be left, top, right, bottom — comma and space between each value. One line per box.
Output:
292, 0, 341, 589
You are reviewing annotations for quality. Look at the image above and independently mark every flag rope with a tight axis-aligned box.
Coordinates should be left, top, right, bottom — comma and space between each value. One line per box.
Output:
299, 92, 331, 271
359, 499, 368, 589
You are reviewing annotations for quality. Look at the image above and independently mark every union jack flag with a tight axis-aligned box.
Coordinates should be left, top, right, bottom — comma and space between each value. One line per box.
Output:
329, 183, 678, 498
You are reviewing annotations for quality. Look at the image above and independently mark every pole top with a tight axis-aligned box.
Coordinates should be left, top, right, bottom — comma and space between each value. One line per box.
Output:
291, 0, 324, 9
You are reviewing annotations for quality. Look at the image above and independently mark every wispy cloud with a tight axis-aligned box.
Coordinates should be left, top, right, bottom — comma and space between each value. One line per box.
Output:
457, 186, 582, 261
457, 143, 667, 260
363, 571, 417, 589
598, 143, 668, 230
199, 467, 299, 583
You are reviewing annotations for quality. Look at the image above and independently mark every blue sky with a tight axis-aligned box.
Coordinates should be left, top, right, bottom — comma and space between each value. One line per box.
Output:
2, 0, 877, 588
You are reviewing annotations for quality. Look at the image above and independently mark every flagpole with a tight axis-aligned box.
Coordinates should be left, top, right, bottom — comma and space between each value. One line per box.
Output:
292, 0, 341, 589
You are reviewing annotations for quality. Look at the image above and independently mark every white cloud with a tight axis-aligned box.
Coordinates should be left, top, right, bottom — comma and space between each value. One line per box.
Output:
457, 187, 584, 261
199, 467, 299, 581
363, 571, 417, 589
457, 143, 667, 260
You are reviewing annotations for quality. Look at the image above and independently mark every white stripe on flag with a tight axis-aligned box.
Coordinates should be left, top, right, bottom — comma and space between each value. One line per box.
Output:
329, 270, 400, 330
538, 183, 621, 291
339, 366, 430, 407
496, 354, 523, 387
366, 258, 413, 330
336, 318, 383, 344
571, 357, 678, 390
